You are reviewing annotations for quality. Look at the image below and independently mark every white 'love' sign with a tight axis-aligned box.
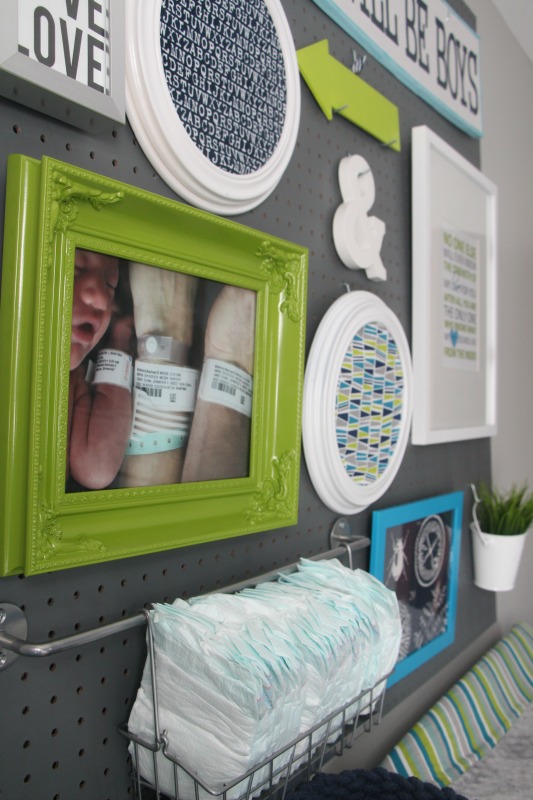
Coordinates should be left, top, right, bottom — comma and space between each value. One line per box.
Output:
17, 0, 111, 93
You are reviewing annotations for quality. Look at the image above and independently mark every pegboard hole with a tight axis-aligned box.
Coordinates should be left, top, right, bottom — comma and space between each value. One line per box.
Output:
13, 124, 22, 134
52, 761, 60, 770
23, 739, 31, 749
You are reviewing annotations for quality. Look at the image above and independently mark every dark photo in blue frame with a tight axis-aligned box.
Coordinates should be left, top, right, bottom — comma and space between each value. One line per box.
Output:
370, 491, 463, 686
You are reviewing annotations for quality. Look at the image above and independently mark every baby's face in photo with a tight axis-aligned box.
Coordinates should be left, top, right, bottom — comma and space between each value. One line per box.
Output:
70, 249, 119, 370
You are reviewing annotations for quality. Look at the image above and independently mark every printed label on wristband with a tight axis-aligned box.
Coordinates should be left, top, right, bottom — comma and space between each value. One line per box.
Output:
92, 349, 133, 391
134, 361, 199, 412
198, 359, 253, 417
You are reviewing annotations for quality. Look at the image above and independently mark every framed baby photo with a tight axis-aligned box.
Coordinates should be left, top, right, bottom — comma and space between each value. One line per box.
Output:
0, 154, 307, 575
370, 491, 463, 686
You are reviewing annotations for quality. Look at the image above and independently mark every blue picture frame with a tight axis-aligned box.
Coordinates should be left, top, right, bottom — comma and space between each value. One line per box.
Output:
370, 491, 463, 686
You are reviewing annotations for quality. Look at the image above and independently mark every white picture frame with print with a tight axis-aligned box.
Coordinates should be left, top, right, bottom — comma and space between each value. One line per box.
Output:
125, 0, 301, 215
411, 126, 497, 445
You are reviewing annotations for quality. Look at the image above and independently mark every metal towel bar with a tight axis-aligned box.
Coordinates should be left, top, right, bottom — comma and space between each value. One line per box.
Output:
0, 529, 369, 668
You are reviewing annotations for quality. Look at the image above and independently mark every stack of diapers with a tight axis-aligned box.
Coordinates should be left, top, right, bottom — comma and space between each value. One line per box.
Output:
126, 559, 401, 800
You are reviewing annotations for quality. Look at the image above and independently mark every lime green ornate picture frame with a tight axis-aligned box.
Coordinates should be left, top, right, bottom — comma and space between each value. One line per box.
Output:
0, 155, 307, 575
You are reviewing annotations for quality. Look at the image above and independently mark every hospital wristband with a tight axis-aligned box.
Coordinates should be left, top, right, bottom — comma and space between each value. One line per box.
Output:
137, 335, 190, 364
92, 349, 133, 392
127, 431, 188, 456
198, 358, 253, 417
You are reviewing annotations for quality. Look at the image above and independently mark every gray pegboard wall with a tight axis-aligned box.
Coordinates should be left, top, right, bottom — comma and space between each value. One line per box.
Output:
0, 1, 495, 798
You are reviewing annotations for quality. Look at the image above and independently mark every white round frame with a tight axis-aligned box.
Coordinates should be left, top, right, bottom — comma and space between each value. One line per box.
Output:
302, 291, 413, 514
125, 0, 301, 215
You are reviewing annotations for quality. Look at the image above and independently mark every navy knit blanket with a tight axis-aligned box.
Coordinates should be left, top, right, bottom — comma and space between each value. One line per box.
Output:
285, 768, 471, 800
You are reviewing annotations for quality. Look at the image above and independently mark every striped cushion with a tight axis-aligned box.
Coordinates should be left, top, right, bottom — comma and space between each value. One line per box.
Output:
380, 622, 533, 786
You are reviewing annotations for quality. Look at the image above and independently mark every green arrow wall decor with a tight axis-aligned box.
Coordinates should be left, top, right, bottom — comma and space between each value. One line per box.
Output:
297, 40, 401, 151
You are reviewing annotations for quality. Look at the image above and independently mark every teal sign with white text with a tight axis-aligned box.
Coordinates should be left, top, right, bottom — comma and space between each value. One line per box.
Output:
309, 0, 482, 137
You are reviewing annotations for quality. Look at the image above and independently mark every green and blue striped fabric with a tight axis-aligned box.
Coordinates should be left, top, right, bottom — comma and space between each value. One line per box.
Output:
380, 622, 533, 786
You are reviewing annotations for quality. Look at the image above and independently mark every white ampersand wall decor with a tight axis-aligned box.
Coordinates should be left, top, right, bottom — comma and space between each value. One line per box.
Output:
333, 155, 387, 282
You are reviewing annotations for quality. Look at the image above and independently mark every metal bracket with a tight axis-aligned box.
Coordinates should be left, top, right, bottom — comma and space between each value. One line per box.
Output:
330, 517, 354, 545
330, 518, 370, 570
0, 603, 28, 670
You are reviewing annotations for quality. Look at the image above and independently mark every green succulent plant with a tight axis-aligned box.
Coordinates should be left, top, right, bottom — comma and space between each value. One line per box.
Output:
475, 482, 533, 536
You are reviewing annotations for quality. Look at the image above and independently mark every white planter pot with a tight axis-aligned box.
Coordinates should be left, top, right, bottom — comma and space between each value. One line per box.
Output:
470, 523, 528, 591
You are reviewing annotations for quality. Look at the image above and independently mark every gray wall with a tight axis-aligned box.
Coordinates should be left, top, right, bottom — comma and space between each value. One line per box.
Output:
0, 2, 502, 798
469, 0, 533, 633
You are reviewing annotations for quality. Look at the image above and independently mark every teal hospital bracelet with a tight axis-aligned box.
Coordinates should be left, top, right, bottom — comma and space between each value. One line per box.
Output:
127, 431, 188, 456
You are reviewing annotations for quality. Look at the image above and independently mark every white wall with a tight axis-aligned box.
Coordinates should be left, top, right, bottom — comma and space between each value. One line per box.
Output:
468, 0, 533, 630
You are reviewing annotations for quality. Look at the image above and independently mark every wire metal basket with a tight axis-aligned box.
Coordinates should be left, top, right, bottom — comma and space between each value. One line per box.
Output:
120, 609, 389, 800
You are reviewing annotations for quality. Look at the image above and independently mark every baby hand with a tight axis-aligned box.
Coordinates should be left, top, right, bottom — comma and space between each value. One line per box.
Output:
107, 313, 135, 354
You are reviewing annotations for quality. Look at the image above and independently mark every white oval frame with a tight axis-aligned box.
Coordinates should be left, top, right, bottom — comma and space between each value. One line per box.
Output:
125, 0, 300, 215
303, 291, 413, 514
